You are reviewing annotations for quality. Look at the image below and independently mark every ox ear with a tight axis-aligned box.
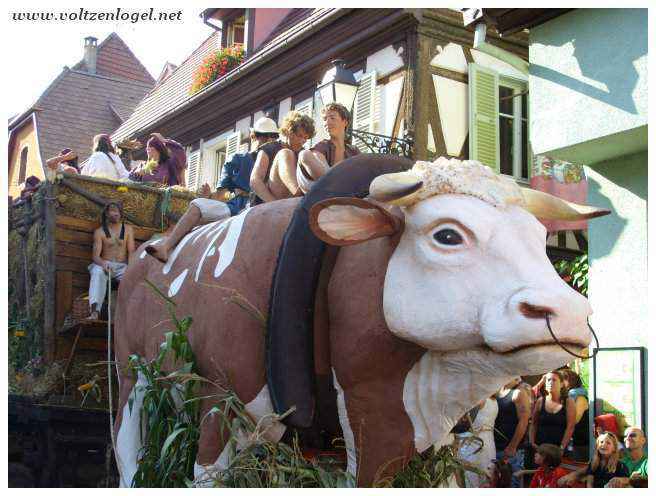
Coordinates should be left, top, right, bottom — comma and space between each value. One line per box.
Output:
309, 197, 401, 246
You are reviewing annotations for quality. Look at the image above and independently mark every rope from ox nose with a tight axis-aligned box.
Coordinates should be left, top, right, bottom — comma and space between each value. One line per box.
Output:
545, 314, 600, 360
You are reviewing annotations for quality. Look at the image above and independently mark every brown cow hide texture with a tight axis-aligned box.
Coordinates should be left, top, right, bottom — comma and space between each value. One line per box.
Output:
328, 234, 426, 485
115, 199, 298, 467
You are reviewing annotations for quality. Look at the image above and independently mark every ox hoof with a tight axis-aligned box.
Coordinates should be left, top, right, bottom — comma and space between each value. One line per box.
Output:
145, 245, 168, 263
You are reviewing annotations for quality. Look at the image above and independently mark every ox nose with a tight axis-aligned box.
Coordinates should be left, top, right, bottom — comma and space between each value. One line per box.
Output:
510, 288, 593, 348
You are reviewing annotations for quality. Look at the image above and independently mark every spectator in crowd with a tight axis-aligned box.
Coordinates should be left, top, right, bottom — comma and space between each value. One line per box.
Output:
558, 431, 629, 488
46, 148, 79, 174
529, 370, 576, 454
606, 426, 648, 487
494, 377, 531, 487
249, 110, 315, 204
145, 118, 279, 264
87, 202, 135, 320
455, 396, 498, 487
296, 103, 359, 194
128, 134, 182, 186
560, 368, 590, 461
527, 443, 569, 488
81, 134, 130, 180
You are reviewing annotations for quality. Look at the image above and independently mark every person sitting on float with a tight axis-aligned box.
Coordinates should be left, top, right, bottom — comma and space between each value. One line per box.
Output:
296, 102, 360, 194
249, 110, 315, 204
144, 118, 279, 264
128, 134, 182, 186
46, 148, 79, 174
80, 134, 130, 181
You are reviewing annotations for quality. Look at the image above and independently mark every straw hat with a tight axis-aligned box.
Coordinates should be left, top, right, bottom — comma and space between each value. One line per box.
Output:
252, 117, 279, 134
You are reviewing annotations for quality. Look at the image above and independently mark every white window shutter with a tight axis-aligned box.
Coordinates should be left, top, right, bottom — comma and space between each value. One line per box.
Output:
353, 71, 377, 152
186, 149, 201, 191
225, 131, 241, 161
239, 141, 250, 154
468, 63, 500, 172
312, 90, 328, 146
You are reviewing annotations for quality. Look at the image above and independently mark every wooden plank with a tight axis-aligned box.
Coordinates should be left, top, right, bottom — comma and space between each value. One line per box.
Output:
56, 214, 158, 241
57, 256, 92, 274
56, 271, 73, 328
427, 70, 448, 157
428, 66, 468, 84
55, 335, 110, 359
55, 227, 93, 245
55, 241, 93, 260
71, 272, 90, 289
43, 183, 57, 363
56, 215, 97, 233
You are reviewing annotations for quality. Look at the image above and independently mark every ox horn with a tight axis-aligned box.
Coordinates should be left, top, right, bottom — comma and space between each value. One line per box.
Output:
369, 171, 423, 205
521, 188, 611, 220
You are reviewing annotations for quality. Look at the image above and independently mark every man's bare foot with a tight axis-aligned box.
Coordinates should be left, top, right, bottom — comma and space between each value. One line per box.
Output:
87, 311, 99, 321
145, 244, 169, 263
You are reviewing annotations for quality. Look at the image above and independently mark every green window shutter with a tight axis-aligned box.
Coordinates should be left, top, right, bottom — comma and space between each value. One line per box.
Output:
468, 63, 499, 172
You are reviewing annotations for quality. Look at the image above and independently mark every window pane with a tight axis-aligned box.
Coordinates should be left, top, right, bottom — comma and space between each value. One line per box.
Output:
499, 116, 513, 175
234, 25, 245, 45
521, 93, 528, 119
522, 119, 528, 179
499, 86, 514, 115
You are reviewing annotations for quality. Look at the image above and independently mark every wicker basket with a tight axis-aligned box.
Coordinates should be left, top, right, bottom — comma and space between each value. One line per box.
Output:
72, 294, 91, 320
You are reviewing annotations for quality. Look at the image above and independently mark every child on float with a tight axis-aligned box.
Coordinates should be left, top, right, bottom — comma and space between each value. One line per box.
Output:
558, 431, 629, 488
528, 443, 568, 488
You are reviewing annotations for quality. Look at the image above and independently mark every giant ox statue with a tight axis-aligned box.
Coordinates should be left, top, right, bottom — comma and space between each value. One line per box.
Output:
113, 156, 608, 487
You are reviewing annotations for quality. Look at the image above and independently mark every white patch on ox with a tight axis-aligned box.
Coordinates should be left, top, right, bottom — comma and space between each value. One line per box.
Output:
403, 351, 513, 453
194, 222, 229, 282
168, 269, 189, 298
213, 209, 249, 279
192, 385, 287, 487
162, 222, 218, 275
332, 369, 357, 483
139, 238, 161, 259
116, 372, 148, 487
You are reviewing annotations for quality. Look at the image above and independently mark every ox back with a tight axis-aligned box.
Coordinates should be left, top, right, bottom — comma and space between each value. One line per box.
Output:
266, 154, 414, 428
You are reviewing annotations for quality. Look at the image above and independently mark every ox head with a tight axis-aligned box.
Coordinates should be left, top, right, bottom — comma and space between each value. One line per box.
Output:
310, 157, 610, 376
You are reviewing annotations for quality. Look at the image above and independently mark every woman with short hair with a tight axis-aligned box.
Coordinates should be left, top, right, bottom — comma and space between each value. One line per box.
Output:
249, 110, 315, 203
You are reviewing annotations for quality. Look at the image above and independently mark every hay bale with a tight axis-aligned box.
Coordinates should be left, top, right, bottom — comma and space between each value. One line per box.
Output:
55, 174, 196, 230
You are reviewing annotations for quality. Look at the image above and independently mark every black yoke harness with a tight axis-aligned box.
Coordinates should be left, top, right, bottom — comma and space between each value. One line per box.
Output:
265, 154, 414, 428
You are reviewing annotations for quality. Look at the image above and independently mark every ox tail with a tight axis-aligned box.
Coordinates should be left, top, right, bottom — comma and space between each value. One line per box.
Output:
266, 153, 414, 428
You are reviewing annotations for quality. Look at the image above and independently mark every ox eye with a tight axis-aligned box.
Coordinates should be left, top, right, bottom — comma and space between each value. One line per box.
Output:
433, 228, 463, 246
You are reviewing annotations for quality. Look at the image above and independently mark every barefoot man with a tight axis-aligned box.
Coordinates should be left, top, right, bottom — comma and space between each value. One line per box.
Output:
88, 202, 135, 320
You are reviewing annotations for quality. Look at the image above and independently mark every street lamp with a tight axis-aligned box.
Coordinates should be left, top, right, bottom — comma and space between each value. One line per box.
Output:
317, 59, 413, 158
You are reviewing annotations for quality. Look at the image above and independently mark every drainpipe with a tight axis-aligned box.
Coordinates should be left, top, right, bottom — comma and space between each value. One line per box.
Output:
473, 22, 529, 75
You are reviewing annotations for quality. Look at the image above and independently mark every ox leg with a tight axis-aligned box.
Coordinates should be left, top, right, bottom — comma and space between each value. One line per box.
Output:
332, 372, 416, 488
193, 385, 287, 487
114, 372, 147, 488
